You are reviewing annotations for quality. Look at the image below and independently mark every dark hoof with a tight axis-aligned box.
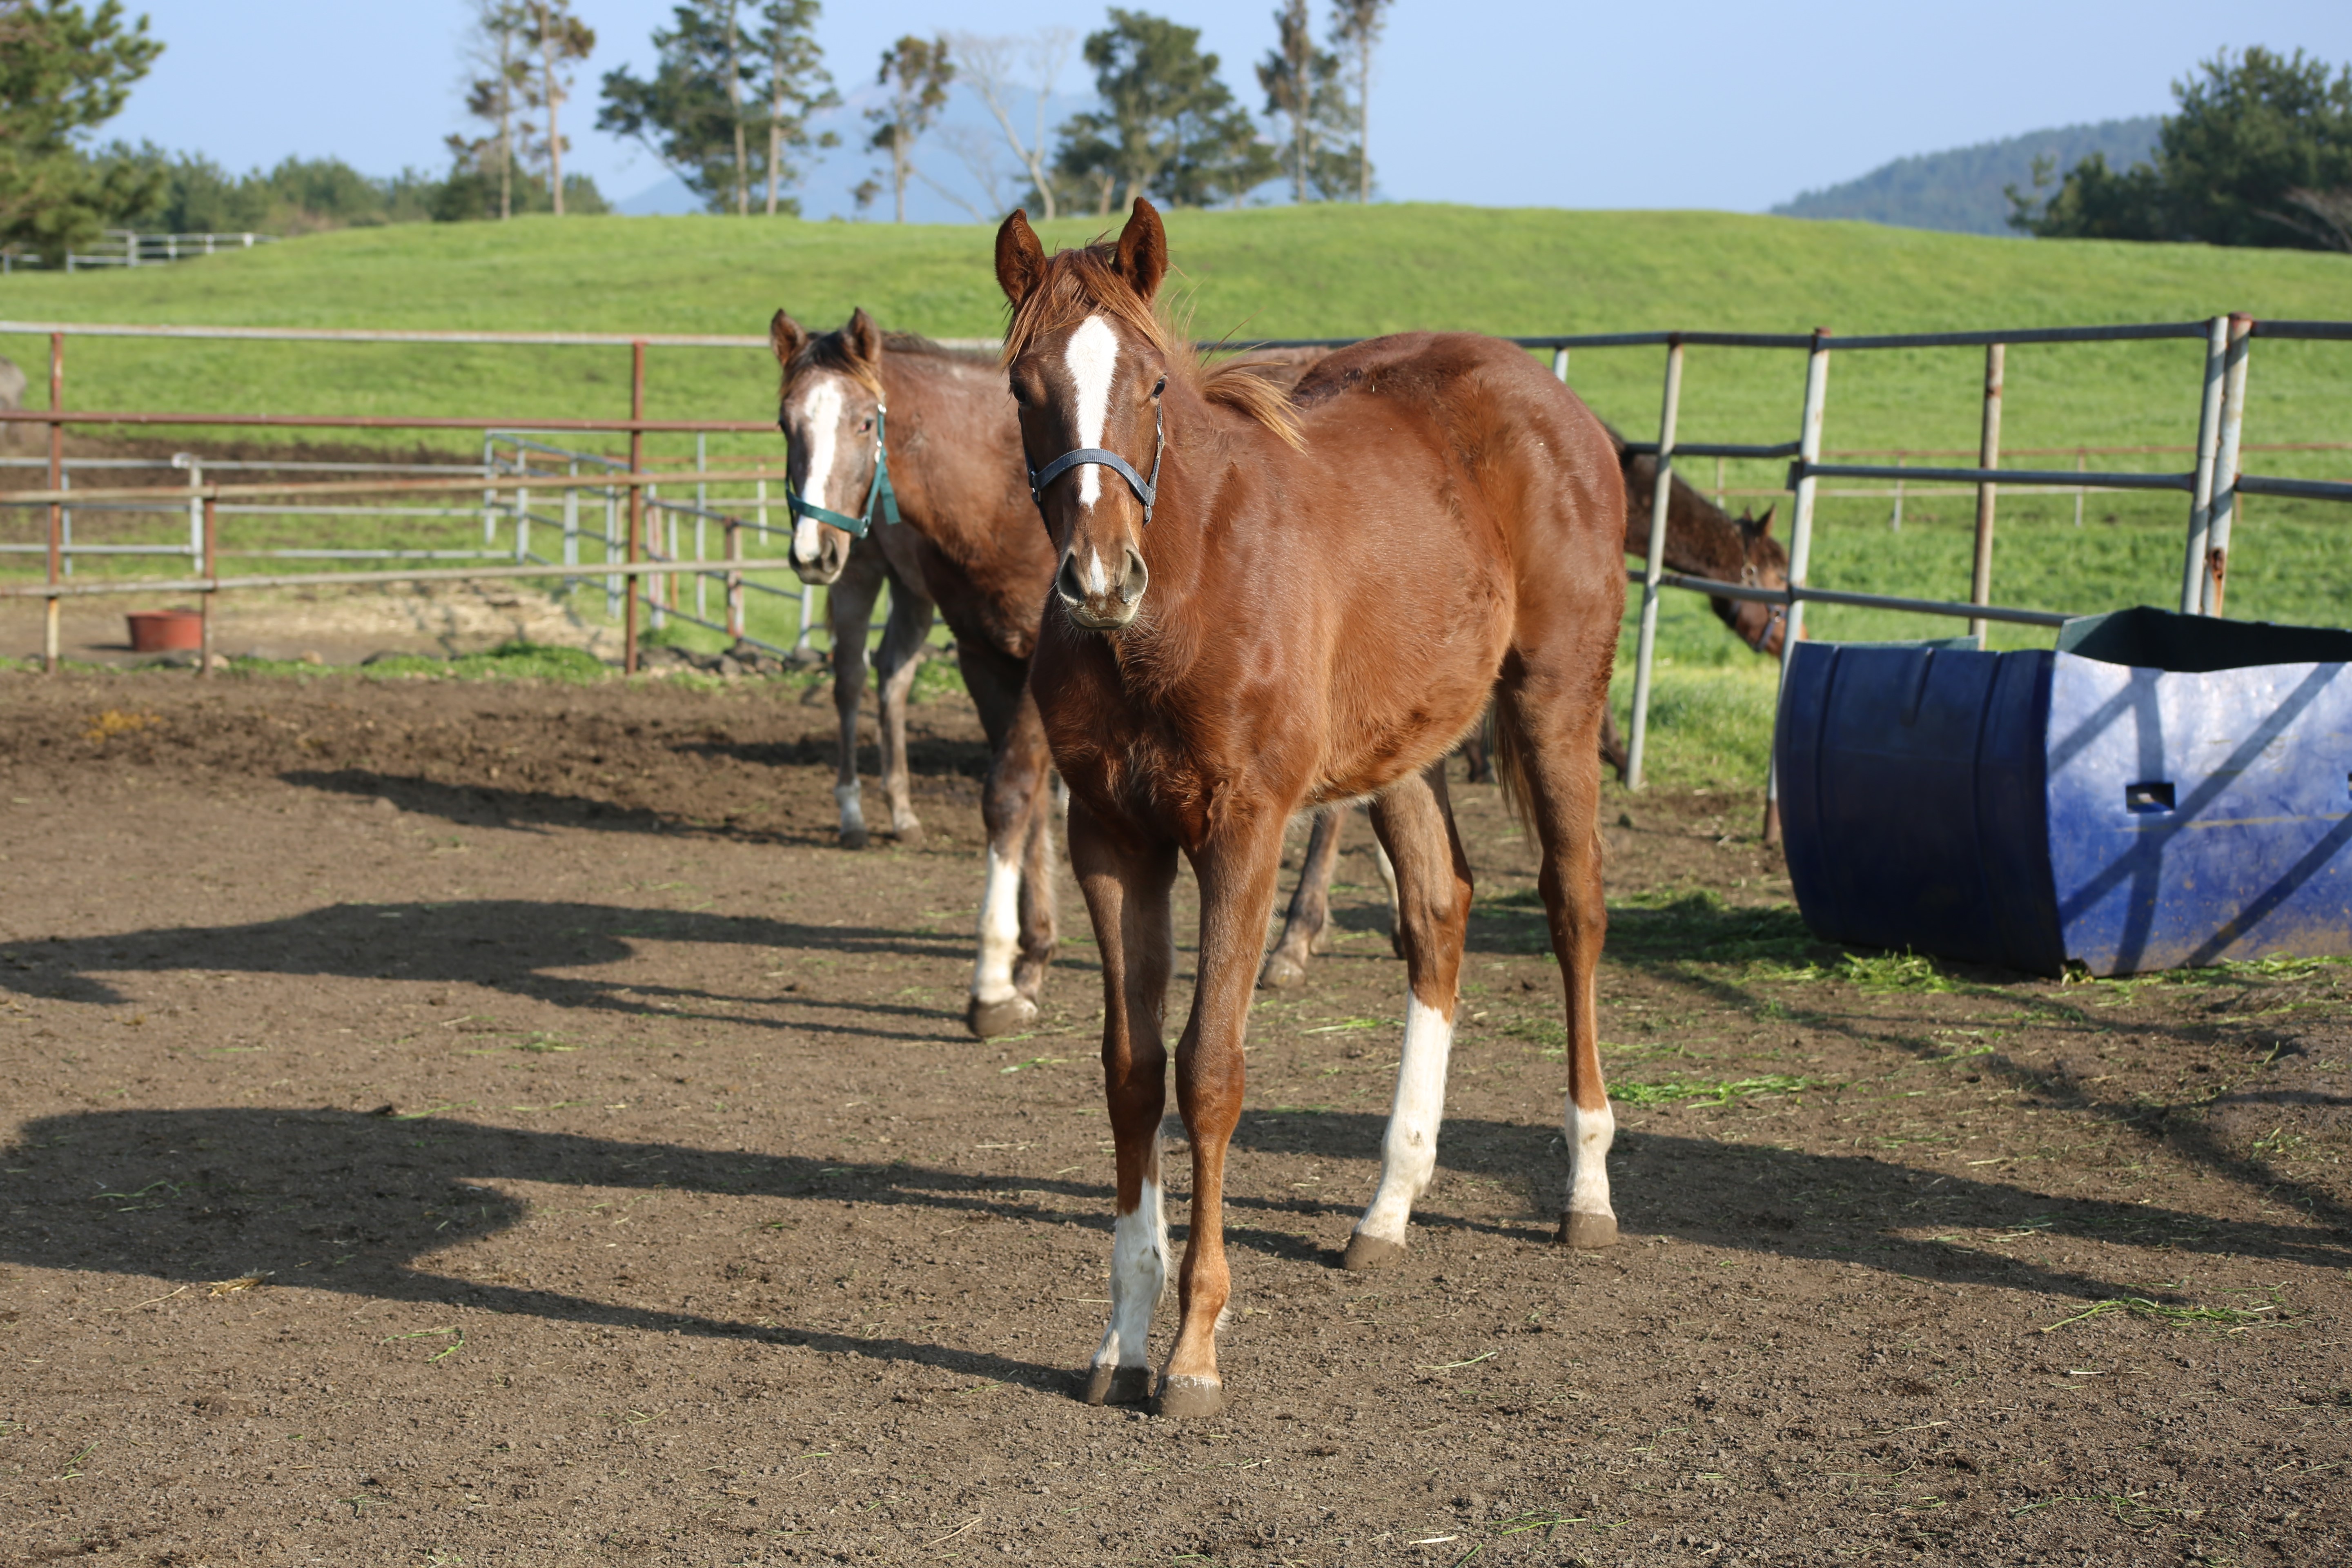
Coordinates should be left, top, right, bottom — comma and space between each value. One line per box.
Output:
839, 826, 869, 851
1341, 1231, 1405, 1271
1257, 950, 1307, 991
966, 993, 1038, 1039
1556, 1211, 1619, 1249
1080, 1365, 1152, 1406
891, 819, 924, 845
1152, 1376, 1227, 1418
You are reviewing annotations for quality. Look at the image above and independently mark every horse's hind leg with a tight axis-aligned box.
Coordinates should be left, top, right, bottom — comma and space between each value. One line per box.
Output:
1344, 761, 1472, 1270
969, 683, 1057, 1038
825, 548, 888, 849
870, 577, 935, 842
1497, 648, 1618, 1248
1259, 807, 1345, 990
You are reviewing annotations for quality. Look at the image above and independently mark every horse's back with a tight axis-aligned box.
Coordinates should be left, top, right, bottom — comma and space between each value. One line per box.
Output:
1293, 331, 1624, 597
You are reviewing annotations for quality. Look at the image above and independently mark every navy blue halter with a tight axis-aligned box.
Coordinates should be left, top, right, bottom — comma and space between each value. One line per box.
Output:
1027, 396, 1163, 526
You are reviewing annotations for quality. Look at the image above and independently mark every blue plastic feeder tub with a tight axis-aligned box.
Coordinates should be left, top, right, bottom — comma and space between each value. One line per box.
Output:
1777, 607, 2352, 976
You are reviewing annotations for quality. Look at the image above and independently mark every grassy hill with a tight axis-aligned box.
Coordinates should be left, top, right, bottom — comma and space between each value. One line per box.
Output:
2, 205, 2347, 694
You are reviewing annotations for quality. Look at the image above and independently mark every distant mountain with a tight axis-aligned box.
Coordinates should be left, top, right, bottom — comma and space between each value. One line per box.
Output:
1772, 117, 2163, 236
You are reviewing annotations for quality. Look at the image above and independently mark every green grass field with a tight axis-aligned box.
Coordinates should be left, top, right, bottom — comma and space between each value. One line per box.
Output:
2, 205, 2345, 789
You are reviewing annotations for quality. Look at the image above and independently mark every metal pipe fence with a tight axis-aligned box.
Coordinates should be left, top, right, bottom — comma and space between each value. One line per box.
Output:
2, 314, 2345, 825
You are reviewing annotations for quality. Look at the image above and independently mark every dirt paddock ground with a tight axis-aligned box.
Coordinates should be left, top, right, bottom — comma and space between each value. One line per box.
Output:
1, 668, 2346, 1567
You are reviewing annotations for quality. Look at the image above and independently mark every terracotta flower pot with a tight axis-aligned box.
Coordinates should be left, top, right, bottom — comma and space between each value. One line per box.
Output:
127, 609, 203, 652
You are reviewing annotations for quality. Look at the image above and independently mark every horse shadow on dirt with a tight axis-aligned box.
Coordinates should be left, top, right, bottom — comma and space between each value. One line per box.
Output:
8, 1106, 2347, 1397
1474, 887, 2352, 1244
0, 899, 973, 1040
282, 767, 835, 848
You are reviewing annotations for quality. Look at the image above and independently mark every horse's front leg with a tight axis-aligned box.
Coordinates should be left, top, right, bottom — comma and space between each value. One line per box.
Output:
824, 550, 886, 849
870, 578, 935, 842
1345, 761, 1473, 1269
1068, 797, 1178, 1407
1258, 806, 1344, 991
1161, 812, 1287, 1417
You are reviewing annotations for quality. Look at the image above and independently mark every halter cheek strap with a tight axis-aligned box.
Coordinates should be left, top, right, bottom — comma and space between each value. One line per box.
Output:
782, 405, 900, 539
1028, 397, 1163, 526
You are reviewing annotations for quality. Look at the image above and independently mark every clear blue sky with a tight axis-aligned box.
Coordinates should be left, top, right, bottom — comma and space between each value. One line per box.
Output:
102, 0, 2352, 217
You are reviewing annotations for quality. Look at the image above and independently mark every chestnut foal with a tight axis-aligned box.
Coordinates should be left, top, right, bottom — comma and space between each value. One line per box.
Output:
997, 200, 1625, 1415
770, 309, 1064, 1036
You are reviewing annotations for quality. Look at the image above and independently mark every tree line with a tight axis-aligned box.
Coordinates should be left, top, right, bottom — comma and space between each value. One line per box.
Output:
2009, 47, 2352, 251
0, 0, 1395, 261
596, 0, 1394, 220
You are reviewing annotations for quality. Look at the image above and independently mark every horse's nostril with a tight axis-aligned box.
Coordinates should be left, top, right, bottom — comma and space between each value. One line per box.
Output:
1055, 552, 1086, 603
1120, 547, 1149, 604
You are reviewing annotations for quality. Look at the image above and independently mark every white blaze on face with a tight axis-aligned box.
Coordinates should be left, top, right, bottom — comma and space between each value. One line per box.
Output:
1091, 1167, 1168, 1376
1064, 316, 1119, 510
1354, 992, 1455, 1246
790, 379, 846, 564
1566, 1096, 1616, 1225
969, 844, 1022, 1006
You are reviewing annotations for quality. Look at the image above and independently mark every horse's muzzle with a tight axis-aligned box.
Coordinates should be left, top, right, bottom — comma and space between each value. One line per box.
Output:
791, 524, 854, 587
1056, 544, 1148, 631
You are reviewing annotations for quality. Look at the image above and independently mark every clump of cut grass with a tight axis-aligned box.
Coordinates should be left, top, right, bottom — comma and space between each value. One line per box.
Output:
2041, 1296, 2282, 1333
1610, 1073, 1833, 1107
1748, 947, 1956, 992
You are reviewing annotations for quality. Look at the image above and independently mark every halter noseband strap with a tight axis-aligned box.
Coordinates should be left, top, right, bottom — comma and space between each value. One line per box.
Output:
782, 405, 900, 539
1028, 397, 1163, 526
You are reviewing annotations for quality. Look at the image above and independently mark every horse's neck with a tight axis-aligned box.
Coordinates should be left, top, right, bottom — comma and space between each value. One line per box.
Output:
1628, 454, 1747, 581
880, 352, 1010, 550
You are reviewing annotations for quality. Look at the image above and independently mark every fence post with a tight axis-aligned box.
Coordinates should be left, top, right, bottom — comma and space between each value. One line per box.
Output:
1550, 347, 1569, 383
197, 495, 216, 677
695, 432, 709, 624
732, 481, 753, 642
1762, 329, 1832, 848
1968, 342, 2004, 642
2179, 315, 2230, 614
481, 433, 497, 545
43, 331, 62, 673
562, 459, 580, 589
2201, 313, 2253, 616
1889, 453, 1904, 532
514, 451, 530, 564
625, 341, 644, 673
2073, 450, 2087, 527
1624, 336, 1684, 792
604, 481, 621, 622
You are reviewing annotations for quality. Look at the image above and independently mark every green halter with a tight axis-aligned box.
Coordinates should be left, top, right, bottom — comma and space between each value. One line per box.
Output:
782, 405, 900, 539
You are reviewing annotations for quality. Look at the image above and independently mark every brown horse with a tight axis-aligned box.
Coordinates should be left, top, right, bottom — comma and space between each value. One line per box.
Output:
769, 310, 1065, 1037
1258, 442, 1788, 989
996, 200, 1624, 1415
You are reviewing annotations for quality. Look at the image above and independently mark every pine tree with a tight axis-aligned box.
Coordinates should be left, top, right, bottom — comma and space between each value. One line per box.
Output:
601, 0, 832, 216
1052, 9, 1276, 212
0, 0, 165, 261
858, 36, 952, 223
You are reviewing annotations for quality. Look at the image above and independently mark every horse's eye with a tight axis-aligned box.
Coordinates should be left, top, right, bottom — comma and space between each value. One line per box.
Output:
1152, 377, 1166, 398
859, 418, 874, 433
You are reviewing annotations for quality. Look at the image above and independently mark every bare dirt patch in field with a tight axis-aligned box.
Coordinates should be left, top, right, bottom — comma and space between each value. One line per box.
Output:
1, 668, 2346, 1566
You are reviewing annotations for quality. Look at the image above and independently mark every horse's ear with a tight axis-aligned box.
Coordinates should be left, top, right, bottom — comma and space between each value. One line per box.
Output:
845, 307, 882, 369
769, 310, 806, 370
996, 209, 1047, 307
1114, 197, 1167, 303
1749, 504, 1777, 538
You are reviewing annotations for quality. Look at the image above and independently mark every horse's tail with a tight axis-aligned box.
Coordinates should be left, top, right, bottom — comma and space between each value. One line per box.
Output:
1488, 686, 1540, 846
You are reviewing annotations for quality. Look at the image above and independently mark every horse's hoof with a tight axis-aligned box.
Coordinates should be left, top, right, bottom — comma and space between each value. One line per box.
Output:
966, 994, 1038, 1039
892, 819, 924, 845
1341, 1232, 1405, 1271
1152, 1375, 1227, 1418
1257, 951, 1307, 991
839, 826, 869, 851
1080, 1365, 1152, 1406
1557, 1210, 1619, 1249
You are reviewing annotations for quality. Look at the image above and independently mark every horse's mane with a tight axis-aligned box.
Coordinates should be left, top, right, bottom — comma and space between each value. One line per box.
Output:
782, 327, 995, 403
1002, 242, 1303, 449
